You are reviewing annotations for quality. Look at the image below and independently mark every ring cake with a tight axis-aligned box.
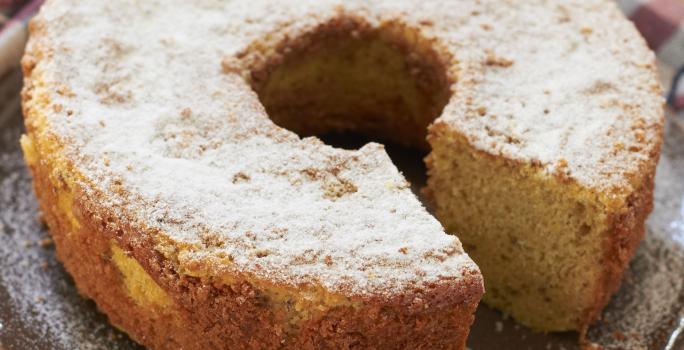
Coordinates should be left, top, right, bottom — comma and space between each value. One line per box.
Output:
20, 0, 663, 349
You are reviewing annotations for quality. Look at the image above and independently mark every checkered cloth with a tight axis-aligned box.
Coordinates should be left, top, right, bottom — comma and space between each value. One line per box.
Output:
1, 0, 683, 127
0, 0, 41, 76
619, 0, 684, 120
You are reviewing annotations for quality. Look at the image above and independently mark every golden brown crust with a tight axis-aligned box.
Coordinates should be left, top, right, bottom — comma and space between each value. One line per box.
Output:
581, 126, 662, 339
25, 127, 483, 350
22, 0, 662, 346
21, 9, 484, 348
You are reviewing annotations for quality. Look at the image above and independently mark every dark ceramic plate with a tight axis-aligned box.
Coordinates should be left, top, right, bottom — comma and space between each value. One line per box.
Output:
1, 66, 683, 350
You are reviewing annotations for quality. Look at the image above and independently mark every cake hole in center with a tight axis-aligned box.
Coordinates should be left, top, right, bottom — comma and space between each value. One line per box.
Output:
249, 19, 452, 194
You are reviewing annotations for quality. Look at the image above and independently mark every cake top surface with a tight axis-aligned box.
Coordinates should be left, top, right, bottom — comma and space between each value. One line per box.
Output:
25, 0, 660, 296
436, 0, 663, 200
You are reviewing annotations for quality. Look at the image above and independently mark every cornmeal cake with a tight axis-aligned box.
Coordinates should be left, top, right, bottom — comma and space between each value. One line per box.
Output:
20, 0, 662, 349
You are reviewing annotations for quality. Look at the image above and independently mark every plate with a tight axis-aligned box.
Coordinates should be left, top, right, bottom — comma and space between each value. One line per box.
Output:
0, 65, 683, 350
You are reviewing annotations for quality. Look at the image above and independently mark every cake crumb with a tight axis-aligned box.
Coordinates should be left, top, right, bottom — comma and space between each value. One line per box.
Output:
323, 178, 357, 200
232, 172, 251, 184
38, 237, 53, 249
418, 19, 433, 26
35, 213, 46, 226
181, 107, 192, 119
254, 249, 270, 258
221, 56, 241, 74
557, 158, 568, 168
484, 50, 514, 67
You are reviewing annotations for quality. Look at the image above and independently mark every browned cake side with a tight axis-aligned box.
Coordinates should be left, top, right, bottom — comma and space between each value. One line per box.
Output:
22, 0, 663, 347
23, 140, 483, 350
21, 10, 484, 345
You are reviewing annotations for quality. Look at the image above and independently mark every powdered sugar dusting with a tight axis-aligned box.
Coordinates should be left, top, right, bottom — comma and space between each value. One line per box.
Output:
23, 0, 660, 297
3, 81, 684, 349
26, 0, 483, 297
437, 0, 663, 199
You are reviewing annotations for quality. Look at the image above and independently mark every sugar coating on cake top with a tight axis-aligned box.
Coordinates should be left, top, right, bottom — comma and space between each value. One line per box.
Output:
437, 1, 663, 200
25, 0, 660, 296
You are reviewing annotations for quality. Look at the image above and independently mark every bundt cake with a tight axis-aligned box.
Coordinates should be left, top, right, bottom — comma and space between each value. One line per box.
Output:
20, 0, 662, 349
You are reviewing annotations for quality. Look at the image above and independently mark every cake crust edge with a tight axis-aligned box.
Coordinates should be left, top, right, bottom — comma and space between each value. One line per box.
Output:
20, 24, 484, 348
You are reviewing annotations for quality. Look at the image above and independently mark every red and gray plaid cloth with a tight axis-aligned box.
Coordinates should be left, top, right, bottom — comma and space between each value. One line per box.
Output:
1, 0, 684, 127
0, 0, 42, 75
619, 0, 684, 117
